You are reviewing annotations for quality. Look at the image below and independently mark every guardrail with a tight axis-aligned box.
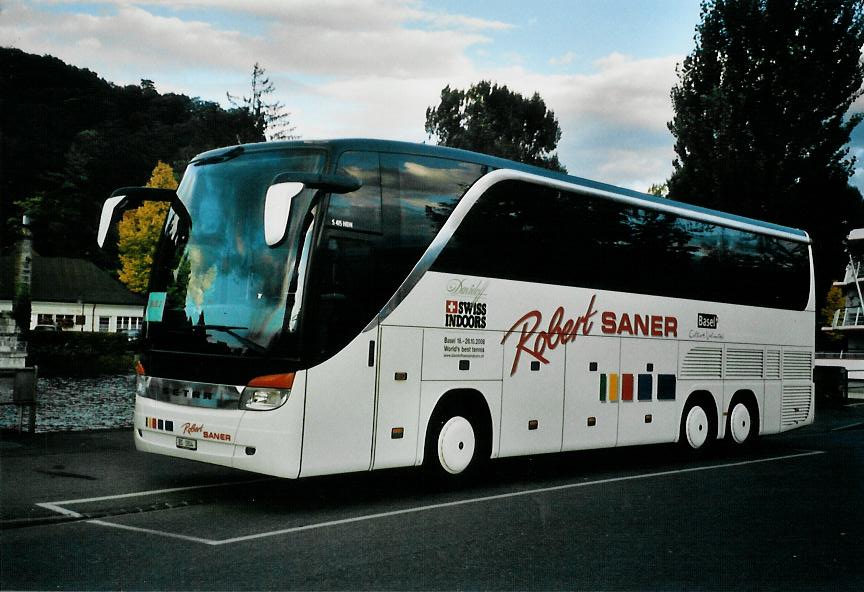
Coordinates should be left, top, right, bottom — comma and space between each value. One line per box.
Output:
816, 352, 864, 360
832, 307, 864, 328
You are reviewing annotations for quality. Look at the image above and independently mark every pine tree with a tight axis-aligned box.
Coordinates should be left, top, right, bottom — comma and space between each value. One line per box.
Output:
227, 63, 296, 142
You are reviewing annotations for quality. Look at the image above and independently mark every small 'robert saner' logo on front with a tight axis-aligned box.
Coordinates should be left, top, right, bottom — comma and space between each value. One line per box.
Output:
698, 313, 719, 329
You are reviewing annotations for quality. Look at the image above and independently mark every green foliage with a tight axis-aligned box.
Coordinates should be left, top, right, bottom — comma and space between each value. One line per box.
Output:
116, 162, 176, 293
26, 331, 134, 377
647, 183, 669, 198
821, 286, 846, 342
667, 0, 864, 306
227, 63, 296, 142
425, 81, 566, 172
1, 48, 261, 262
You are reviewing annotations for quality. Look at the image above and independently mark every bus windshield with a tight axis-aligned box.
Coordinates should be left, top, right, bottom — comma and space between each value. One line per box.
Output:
147, 148, 326, 358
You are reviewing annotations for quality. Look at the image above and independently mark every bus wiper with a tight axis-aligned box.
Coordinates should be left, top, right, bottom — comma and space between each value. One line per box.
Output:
193, 324, 267, 353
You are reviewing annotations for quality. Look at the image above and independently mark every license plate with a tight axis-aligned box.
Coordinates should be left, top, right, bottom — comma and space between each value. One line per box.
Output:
176, 437, 197, 450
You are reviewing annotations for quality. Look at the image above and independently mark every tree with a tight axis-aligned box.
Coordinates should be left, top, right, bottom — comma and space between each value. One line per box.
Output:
667, 0, 864, 304
227, 63, 296, 143
425, 81, 566, 172
647, 183, 669, 197
821, 285, 846, 342
116, 162, 175, 293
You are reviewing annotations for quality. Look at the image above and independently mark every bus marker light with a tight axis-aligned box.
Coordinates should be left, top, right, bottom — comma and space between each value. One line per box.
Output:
394, 372, 408, 381
645, 414, 653, 424
391, 427, 404, 439
587, 417, 596, 427
528, 420, 538, 430
135, 360, 146, 375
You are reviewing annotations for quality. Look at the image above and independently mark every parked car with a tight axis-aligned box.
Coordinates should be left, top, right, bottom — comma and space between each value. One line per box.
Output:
32, 324, 59, 332
121, 328, 141, 342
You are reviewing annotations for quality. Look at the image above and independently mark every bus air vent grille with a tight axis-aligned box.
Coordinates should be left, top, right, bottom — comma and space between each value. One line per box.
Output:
725, 348, 764, 378
781, 385, 812, 427
765, 350, 781, 379
681, 347, 722, 379
782, 351, 812, 381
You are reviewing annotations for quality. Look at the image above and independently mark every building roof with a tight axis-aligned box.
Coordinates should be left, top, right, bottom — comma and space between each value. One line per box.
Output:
0, 255, 145, 306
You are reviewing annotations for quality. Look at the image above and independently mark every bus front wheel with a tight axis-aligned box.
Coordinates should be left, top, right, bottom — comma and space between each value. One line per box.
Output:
435, 415, 476, 475
424, 408, 488, 481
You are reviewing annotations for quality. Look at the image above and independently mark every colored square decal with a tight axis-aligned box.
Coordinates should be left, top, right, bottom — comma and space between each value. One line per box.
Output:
638, 374, 653, 401
608, 373, 619, 402
657, 374, 677, 400
445, 300, 458, 314
622, 374, 634, 401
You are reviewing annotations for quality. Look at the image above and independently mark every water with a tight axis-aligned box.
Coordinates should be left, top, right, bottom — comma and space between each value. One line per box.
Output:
0, 374, 135, 433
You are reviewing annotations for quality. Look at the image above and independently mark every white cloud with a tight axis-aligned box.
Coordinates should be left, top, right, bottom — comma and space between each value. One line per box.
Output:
2, 1, 682, 191
549, 51, 576, 66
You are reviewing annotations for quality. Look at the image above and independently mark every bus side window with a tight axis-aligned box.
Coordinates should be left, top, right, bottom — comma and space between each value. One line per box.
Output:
329, 151, 383, 233
306, 152, 383, 358
380, 154, 484, 282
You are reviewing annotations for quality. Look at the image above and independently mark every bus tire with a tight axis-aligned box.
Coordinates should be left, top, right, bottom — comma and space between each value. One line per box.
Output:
424, 395, 491, 481
679, 394, 716, 452
727, 394, 759, 446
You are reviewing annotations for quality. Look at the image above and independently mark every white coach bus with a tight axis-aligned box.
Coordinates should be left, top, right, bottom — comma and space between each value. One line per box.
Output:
98, 139, 815, 479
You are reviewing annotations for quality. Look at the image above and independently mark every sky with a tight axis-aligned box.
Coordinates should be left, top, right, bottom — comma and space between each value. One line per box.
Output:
2, 0, 863, 194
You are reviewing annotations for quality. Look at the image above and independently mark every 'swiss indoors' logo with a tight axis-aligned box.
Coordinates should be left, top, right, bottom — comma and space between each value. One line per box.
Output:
445, 278, 488, 328
445, 300, 487, 328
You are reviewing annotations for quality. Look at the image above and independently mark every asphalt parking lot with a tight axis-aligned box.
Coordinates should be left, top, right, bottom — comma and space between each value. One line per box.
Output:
2, 401, 863, 590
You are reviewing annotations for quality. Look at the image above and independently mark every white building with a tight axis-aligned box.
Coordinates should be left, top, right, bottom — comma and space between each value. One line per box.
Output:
818, 228, 864, 386
0, 255, 145, 333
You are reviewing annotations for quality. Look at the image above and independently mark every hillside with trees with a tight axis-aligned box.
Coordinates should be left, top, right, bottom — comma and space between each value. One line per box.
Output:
0, 47, 263, 267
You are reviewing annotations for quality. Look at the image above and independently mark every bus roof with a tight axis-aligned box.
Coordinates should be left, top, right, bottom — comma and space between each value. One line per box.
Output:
192, 138, 809, 240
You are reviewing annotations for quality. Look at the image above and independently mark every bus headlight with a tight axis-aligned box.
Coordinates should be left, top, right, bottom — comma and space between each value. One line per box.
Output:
240, 373, 295, 411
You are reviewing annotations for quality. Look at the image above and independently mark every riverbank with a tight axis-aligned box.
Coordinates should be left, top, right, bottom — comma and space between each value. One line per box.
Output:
0, 374, 134, 433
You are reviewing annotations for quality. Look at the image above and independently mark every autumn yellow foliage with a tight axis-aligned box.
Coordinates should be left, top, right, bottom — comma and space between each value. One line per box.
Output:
117, 161, 176, 293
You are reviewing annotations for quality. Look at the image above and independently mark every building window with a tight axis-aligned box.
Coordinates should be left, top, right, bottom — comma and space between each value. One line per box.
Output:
37, 314, 53, 325
56, 314, 74, 329
99, 317, 110, 332
116, 316, 143, 331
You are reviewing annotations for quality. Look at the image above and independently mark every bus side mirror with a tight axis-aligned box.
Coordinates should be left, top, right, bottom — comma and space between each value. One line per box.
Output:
264, 182, 305, 247
97, 187, 188, 248
264, 172, 361, 247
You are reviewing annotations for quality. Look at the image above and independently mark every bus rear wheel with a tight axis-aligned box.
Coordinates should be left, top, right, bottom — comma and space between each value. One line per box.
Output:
679, 397, 716, 452
727, 399, 758, 446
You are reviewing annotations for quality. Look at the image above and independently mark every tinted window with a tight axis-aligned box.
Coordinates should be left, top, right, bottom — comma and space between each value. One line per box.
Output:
379, 155, 484, 288
328, 151, 382, 233
431, 180, 810, 310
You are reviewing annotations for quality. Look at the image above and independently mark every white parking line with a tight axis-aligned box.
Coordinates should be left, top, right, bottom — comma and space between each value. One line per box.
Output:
831, 421, 864, 431
36, 450, 824, 546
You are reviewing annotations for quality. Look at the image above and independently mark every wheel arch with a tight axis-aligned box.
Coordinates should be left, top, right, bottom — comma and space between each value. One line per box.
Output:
418, 387, 495, 466
726, 388, 761, 440
678, 389, 720, 444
